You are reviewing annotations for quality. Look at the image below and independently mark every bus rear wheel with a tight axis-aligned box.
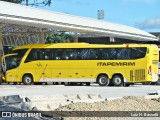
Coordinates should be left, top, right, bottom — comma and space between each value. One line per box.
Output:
97, 75, 110, 86
112, 75, 123, 86
22, 74, 33, 85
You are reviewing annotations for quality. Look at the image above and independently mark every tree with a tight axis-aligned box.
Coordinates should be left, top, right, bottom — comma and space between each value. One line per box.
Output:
45, 32, 74, 44
1, 0, 52, 7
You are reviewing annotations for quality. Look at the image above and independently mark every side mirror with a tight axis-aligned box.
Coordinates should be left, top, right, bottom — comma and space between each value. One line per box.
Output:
2, 60, 6, 72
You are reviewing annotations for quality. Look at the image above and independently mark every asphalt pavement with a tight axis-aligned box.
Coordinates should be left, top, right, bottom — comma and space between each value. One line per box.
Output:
0, 84, 160, 99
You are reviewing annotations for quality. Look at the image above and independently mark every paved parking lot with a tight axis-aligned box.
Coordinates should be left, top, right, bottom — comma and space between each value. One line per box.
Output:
0, 84, 160, 98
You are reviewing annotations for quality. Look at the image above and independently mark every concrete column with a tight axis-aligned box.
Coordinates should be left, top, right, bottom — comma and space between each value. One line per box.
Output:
39, 32, 45, 43
0, 30, 3, 73
110, 37, 115, 42
74, 33, 78, 43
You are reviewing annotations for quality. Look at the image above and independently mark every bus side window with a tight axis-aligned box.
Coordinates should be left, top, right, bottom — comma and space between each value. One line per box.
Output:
62, 49, 69, 60
109, 48, 117, 60
103, 49, 110, 59
63, 49, 77, 60
37, 49, 43, 60
55, 49, 63, 60
70, 49, 77, 60
97, 48, 109, 60
76, 49, 83, 60
80, 49, 89, 60
117, 48, 131, 59
98, 49, 104, 59
131, 47, 147, 59
51, 49, 57, 60
43, 49, 52, 60
25, 49, 37, 62
62, 49, 70, 60
88, 49, 98, 60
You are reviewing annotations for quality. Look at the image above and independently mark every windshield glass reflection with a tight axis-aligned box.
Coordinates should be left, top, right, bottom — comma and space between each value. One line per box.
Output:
4, 55, 21, 71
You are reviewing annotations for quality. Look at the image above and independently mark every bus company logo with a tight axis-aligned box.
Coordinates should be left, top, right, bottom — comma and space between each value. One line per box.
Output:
97, 62, 135, 66
36, 63, 42, 67
2, 112, 11, 117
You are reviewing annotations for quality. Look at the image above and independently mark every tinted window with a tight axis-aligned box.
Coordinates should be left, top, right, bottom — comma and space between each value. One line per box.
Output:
97, 48, 131, 60
25, 47, 147, 62
12, 49, 28, 57
60, 49, 77, 60
25, 49, 38, 62
5, 55, 22, 71
98, 48, 146, 60
116, 48, 131, 59
131, 48, 147, 59
25, 49, 54, 62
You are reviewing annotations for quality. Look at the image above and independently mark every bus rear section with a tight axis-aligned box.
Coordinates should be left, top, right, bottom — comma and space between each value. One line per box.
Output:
156, 45, 160, 84
147, 45, 159, 84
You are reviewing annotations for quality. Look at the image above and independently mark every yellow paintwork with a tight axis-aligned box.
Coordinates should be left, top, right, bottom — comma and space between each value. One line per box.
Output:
3, 43, 159, 83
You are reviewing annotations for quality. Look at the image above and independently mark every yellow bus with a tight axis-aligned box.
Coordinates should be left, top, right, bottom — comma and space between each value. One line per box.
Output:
1, 43, 159, 86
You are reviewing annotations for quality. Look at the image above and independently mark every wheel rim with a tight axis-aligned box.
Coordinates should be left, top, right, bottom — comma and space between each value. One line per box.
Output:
114, 77, 122, 85
99, 77, 108, 84
25, 76, 32, 84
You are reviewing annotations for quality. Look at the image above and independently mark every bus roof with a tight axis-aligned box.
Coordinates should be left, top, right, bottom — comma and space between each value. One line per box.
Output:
13, 43, 155, 50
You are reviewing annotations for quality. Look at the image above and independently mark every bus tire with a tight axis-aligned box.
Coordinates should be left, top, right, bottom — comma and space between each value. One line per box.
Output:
112, 75, 123, 86
22, 74, 33, 85
97, 75, 110, 86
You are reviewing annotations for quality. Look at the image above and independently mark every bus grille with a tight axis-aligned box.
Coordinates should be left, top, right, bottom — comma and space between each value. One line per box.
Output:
130, 69, 145, 81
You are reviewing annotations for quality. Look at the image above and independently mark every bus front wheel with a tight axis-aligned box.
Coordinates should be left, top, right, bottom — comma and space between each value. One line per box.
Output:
22, 74, 33, 85
97, 75, 110, 86
112, 75, 123, 86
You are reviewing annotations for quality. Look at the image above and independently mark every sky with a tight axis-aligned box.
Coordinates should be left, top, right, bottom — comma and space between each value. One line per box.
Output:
38, 0, 160, 32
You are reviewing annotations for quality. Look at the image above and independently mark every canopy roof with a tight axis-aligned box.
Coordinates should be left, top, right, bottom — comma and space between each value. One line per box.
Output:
0, 1, 158, 41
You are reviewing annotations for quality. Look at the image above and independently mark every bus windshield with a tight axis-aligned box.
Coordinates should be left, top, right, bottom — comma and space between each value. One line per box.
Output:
3, 54, 21, 71
2, 49, 28, 71
12, 49, 28, 56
